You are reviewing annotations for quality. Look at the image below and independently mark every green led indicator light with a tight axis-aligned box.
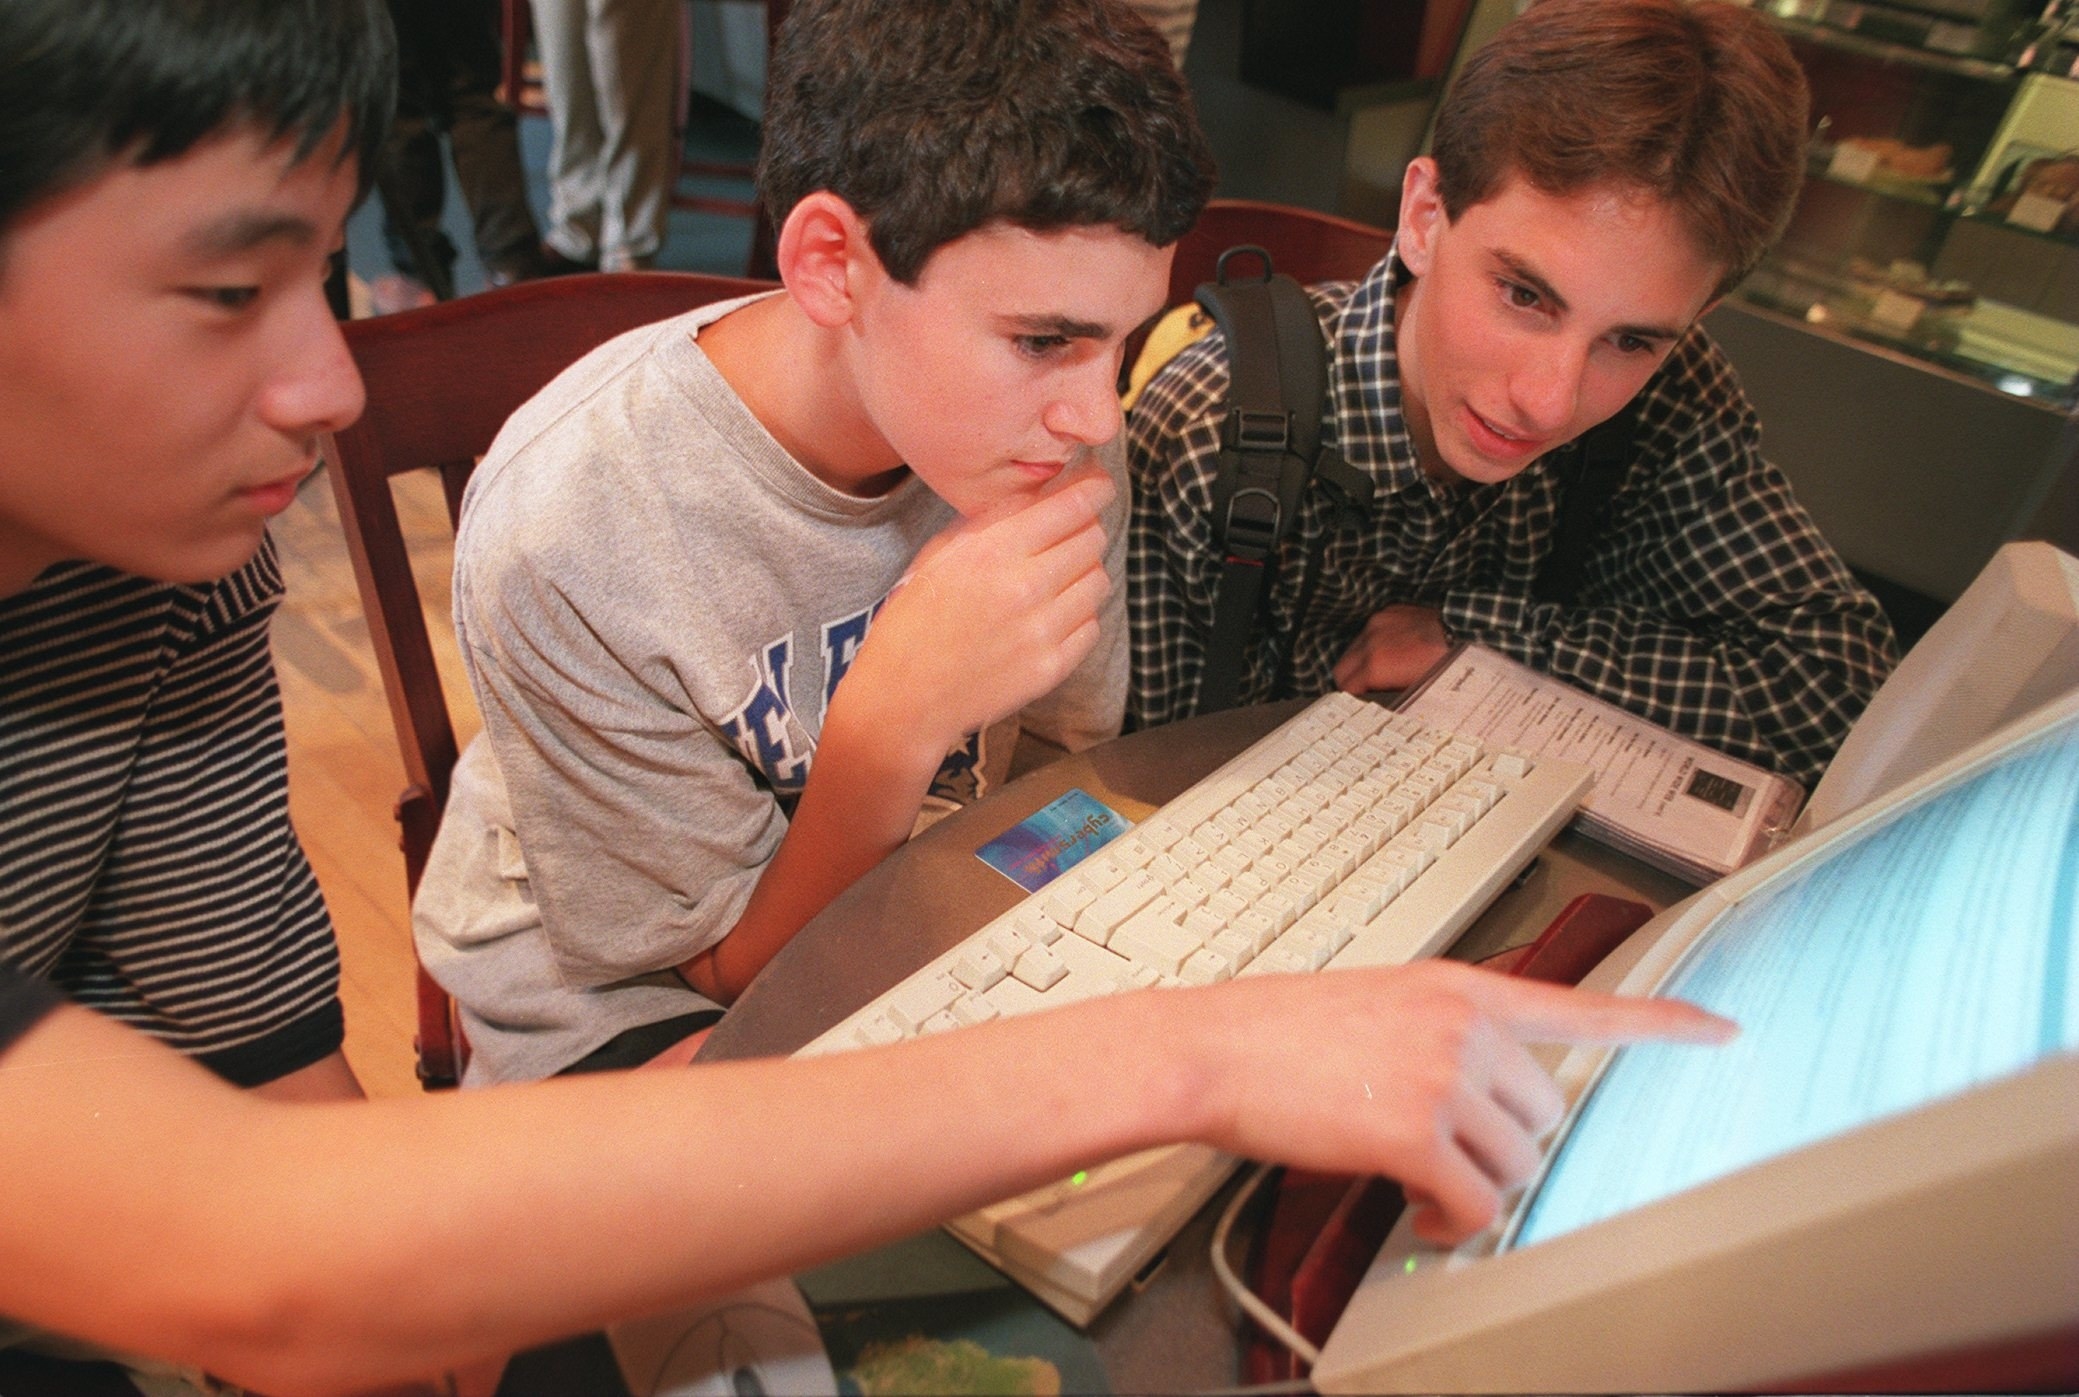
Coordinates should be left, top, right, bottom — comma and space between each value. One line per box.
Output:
1403, 1255, 1419, 1275
1070, 1170, 1090, 1188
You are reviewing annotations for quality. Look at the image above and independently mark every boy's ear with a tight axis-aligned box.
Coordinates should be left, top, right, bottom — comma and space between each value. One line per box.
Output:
1396, 156, 1447, 278
776, 191, 878, 329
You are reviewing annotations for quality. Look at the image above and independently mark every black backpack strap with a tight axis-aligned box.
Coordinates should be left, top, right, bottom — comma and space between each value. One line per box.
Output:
1276, 442, 1371, 698
1195, 246, 1334, 713
1532, 406, 1637, 606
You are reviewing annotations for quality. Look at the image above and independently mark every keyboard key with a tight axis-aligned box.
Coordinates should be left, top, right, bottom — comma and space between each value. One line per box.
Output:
1141, 818, 1187, 851
1076, 870, 1165, 946
1179, 947, 1235, 985
1013, 908, 1064, 945
1289, 784, 1332, 817
1112, 835, 1159, 870
1113, 964, 1163, 993
854, 1014, 905, 1048
1080, 850, 1131, 893
1235, 908, 1282, 954
1166, 874, 1216, 910
1149, 850, 1191, 884
1042, 879, 1100, 926
885, 973, 964, 1031
1428, 800, 1478, 840
1274, 928, 1336, 972
1253, 848, 1297, 884
1411, 819, 1458, 852
1112, 909, 1206, 977
952, 994, 1001, 1027
1346, 702, 1389, 735
986, 926, 1030, 964
1260, 884, 1306, 925
1183, 906, 1227, 943
1295, 856, 1342, 901
1323, 836, 1367, 878
1011, 942, 1068, 990
1383, 842, 1436, 876
951, 944, 1009, 991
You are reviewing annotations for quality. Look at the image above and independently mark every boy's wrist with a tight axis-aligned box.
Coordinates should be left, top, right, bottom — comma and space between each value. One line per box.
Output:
819, 674, 960, 783
1083, 988, 1231, 1152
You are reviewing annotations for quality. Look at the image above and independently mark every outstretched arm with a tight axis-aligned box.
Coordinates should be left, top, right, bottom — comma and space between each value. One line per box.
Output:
0, 961, 1728, 1397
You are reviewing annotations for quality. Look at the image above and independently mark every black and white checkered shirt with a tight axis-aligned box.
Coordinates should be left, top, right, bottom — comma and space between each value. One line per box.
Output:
1127, 252, 1898, 790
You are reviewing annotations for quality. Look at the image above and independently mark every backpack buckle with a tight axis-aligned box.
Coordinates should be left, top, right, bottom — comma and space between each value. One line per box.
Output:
1220, 486, 1281, 564
1224, 408, 1291, 455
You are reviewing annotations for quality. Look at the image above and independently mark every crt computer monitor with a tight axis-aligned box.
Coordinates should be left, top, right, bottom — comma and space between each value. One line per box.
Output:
1312, 548, 2079, 1395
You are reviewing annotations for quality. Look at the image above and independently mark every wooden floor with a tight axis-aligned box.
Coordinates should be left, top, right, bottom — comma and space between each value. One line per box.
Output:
274, 463, 478, 1100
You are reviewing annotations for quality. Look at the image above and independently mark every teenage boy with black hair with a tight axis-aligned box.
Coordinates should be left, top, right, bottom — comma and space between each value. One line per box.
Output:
416, 0, 1210, 1083
1127, 0, 1898, 791
0, 2, 1731, 1390
0, 0, 389, 1106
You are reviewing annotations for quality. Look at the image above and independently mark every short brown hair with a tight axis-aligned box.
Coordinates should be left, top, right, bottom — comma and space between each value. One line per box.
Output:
1430, 0, 1808, 294
758, 0, 1215, 285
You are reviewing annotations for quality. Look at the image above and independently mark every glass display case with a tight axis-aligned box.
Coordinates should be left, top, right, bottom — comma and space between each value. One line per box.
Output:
1733, 0, 2079, 409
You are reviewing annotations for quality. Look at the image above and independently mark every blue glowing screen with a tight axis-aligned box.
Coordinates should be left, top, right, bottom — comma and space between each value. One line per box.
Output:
1514, 713, 2079, 1249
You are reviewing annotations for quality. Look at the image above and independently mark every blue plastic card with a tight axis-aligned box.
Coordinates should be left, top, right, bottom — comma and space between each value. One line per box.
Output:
974, 788, 1133, 893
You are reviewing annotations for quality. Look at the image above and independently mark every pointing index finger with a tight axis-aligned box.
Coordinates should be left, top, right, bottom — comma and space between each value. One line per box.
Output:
1458, 972, 1738, 1046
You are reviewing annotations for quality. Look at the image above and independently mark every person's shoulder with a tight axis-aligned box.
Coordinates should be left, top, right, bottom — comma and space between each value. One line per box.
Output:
1130, 270, 1369, 441
459, 312, 715, 553
494, 310, 707, 463
1628, 322, 1760, 461
1, 546, 281, 694
1646, 324, 1750, 417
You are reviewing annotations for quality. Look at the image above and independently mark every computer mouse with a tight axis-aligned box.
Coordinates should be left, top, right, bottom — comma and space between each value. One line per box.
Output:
607, 1276, 840, 1397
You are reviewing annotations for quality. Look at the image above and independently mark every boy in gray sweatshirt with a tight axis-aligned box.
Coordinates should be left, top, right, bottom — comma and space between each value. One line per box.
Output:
415, 0, 1217, 1082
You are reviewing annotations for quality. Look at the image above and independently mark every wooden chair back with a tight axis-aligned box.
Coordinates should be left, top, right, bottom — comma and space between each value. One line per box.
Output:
322, 270, 775, 1088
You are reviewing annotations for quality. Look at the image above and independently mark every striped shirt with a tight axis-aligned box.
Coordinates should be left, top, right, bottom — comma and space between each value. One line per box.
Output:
1126, 252, 1899, 790
0, 540, 342, 1086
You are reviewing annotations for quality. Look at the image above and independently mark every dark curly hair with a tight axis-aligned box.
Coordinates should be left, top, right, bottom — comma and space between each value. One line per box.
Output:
758, 0, 1216, 284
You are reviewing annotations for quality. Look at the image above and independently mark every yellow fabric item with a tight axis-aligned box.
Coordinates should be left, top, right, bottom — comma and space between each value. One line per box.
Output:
1121, 302, 1215, 412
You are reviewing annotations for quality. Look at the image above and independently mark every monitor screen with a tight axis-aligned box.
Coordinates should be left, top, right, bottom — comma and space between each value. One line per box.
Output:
1510, 707, 2079, 1250
1313, 689, 2079, 1394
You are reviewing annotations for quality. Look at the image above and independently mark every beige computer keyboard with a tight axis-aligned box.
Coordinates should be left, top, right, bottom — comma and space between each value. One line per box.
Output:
797, 690, 1593, 1323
